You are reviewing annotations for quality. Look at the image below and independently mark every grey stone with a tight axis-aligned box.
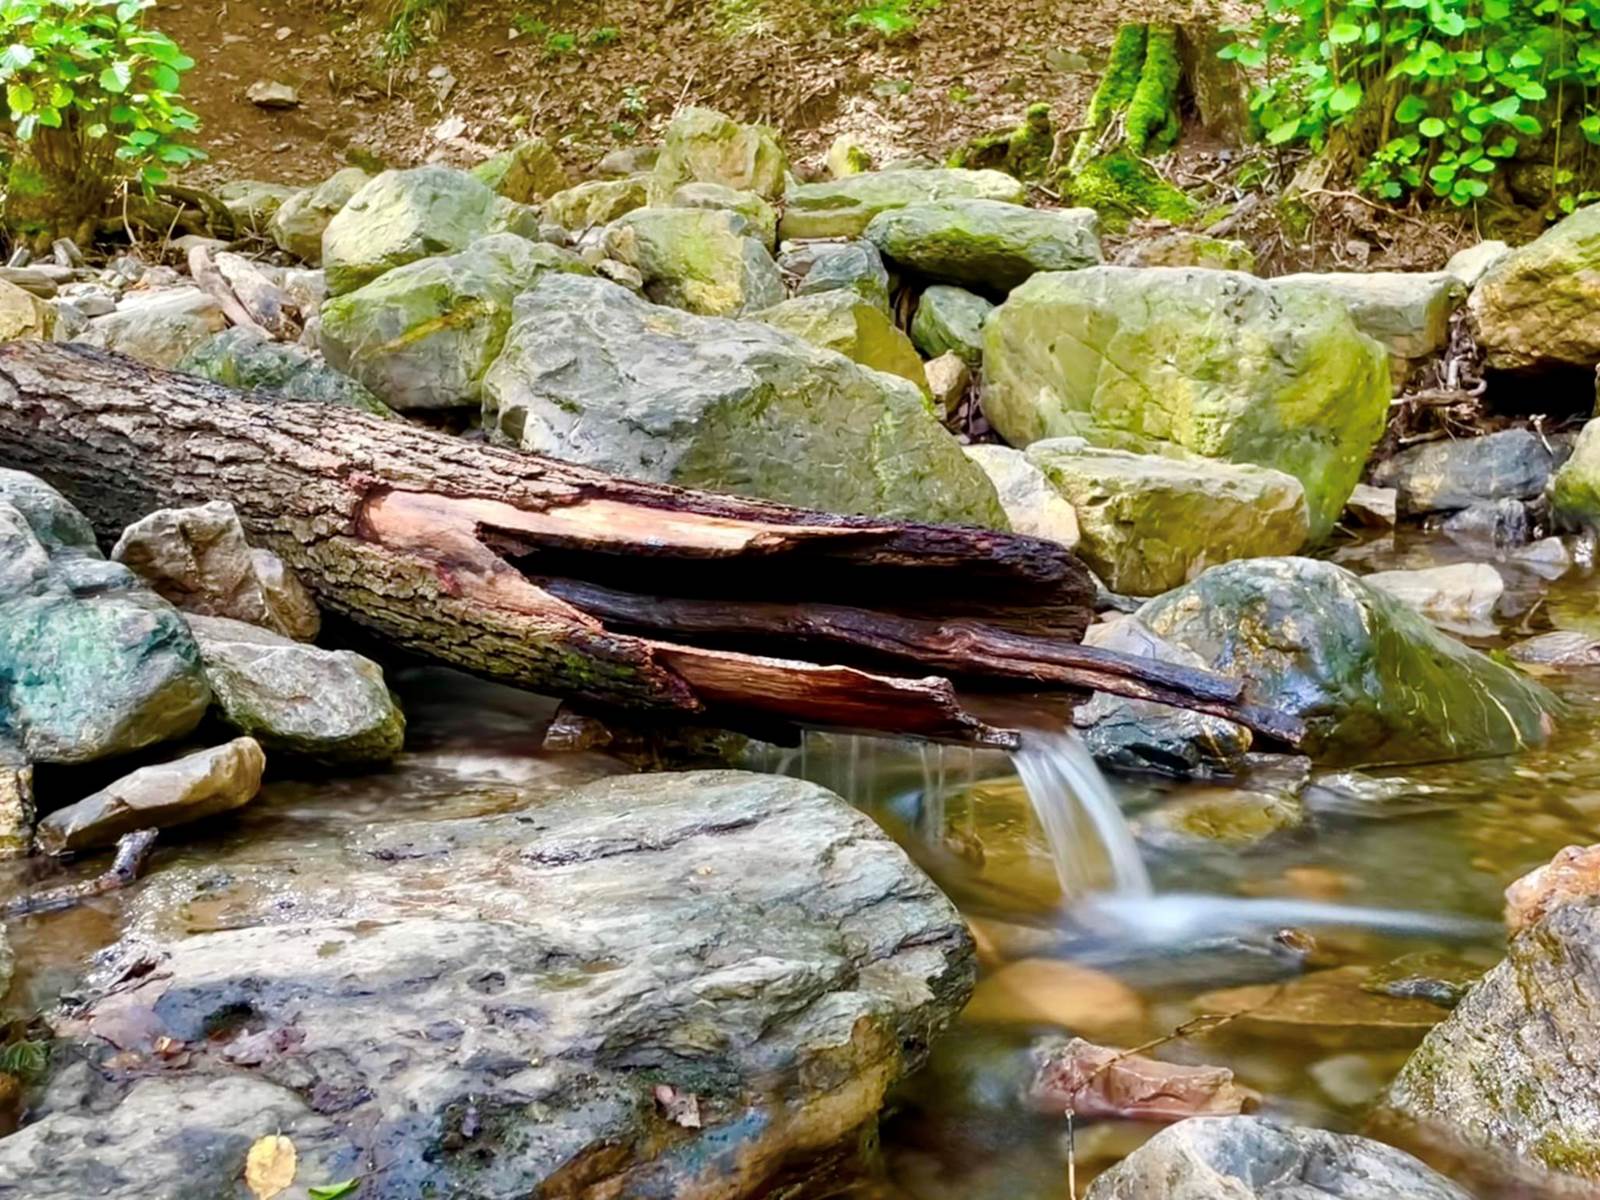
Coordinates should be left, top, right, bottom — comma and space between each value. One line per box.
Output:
1508, 630, 1600, 668
1470, 204, 1600, 370
468, 137, 570, 204
596, 144, 659, 176
73, 287, 226, 368
1372, 428, 1563, 514
1362, 562, 1504, 638
911, 284, 992, 365
962, 444, 1079, 548
780, 239, 891, 310
0, 734, 33, 858
1272, 270, 1464, 365
754, 290, 927, 389
1444, 240, 1510, 288
1346, 483, 1398, 527
780, 168, 1028, 240
648, 106, 788, 204
602, 207, 784, 317
865, 199, 1101, 291
1118, 231, 1255, 271
266, 166, 369, 263
176, 326, 390, 414
1441, 498, 1532, 549
669, 181, 778, 248
542, 175, 648, 230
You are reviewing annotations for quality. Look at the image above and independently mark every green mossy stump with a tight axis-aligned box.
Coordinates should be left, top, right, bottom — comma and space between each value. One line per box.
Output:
951, 102, 1057, 180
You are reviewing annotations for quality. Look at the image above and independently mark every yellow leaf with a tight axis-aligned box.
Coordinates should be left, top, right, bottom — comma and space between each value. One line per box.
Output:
245, 1135, 297, 1200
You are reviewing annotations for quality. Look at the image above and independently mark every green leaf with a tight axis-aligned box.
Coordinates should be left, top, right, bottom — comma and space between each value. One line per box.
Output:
0, 42, 34, 72
1510, 45, 1543, 68
1266, 117, 1302, 144
98, 59, 131, 92
1516, 81, 1548, 101
1395, 92, 1429, 122
1509, 112, 1542, 135
1419, 115, 1446, 136
1328, 20, 1362, 43
146, 62, 178, 91
308, 1183, 360, 1200
1328, 79, 1363, 113
5, 80, 33, 113
1489, 95, 1522, 120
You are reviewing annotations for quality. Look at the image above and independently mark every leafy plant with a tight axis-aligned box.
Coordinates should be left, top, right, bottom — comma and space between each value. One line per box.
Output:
383, 0, 449, 58
620, 83, 648, 114
1223, 0, 1600, 210
510, 10, 547, 39
0, 1038, 47, 1079
586, 25, 619, 46
545, 29, 576, 54
844, 0, 940, 38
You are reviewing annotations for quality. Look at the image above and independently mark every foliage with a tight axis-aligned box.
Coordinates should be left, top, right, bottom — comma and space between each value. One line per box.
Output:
843, 0, 940, 38
1223, 0, 1600, 210
1126, 24, 1183, 155
0, 1038, 47, 1079
0, 0, 201, 193
383, 0, 448, 58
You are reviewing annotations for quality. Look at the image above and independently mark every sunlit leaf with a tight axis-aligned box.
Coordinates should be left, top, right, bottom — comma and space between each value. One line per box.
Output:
245, 1135, 296, 1200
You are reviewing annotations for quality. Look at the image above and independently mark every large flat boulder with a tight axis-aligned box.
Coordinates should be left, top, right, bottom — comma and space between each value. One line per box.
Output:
865, 199, 1101, 291
982, 266, 1391, 539
4, 771, 974, 1200
602, 207, 784, 317
481, 273, 1006, 527
1137, 557, 1556, 764
1470, 203, 1600, 370
779, 168, 1027, 240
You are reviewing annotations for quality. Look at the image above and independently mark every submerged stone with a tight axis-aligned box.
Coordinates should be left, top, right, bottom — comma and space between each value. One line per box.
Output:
1196, 966, 1450, 1048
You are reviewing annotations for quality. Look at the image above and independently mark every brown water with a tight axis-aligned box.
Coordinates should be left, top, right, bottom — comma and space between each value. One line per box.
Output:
4, 531, 1599, 1198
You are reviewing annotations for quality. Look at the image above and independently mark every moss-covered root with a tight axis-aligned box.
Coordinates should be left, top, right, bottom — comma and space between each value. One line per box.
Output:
1068, 151, 1195, 231
1067, 23, 1148, 174
1126, 25, 1182, 156
950, 102, 1056, 180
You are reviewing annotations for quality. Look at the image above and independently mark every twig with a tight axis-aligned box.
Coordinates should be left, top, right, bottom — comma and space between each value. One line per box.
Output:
2, 829, 159, 918
1066, 1107, 1077, 1199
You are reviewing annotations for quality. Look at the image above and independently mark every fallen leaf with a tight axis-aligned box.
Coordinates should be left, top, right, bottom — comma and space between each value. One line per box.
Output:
653, 1084, 702, 1128
1029, 1037, 1258, 1122
245, 1135, 297, 1200
308, 1182, 360, 1199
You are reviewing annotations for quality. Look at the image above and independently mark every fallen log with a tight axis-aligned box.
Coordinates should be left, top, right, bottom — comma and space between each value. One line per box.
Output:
0, 342, 1303, 750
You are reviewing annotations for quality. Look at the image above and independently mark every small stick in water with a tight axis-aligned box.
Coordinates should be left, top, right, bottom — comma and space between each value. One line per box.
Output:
2, 829, 159, 919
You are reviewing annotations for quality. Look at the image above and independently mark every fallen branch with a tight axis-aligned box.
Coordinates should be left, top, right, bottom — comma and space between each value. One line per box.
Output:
1, 829, 158, 919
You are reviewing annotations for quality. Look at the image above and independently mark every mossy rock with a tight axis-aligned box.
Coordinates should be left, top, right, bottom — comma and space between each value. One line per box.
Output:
648, 106, 788, 204
865, 198, 1101, 291
911, 285, 993, 365
781, 240, 892, 311
1550, 416, 1600, 532
950, 103, 1056, 180
178, 327, 391, 415
755, 291, 928, 392
780, 168, 1027, 240
1066, 151, 1194, 232
469, 138, 571, 204
602, 207, 784, 317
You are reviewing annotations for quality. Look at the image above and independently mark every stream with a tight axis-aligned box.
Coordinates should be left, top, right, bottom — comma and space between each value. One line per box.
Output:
3, 527, 1598, 1196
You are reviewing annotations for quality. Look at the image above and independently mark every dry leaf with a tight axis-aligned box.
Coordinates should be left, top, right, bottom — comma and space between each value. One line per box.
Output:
652, 1084, 702, 1129
245, 1135, 297, 1200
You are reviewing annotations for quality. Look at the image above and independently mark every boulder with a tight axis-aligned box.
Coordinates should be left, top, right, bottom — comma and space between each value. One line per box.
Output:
596, 144, 659, 177
216, 179, 299, 232
1550, 416, 1600, 532
925, 352, 969, 413
1372, 428, 1562, 515
469, 137, 570, 203
176, 326, 389, 414
865, 199, 1101, 291
1272, 271, 1464, 369
911, 284, 992, 367
780, 239, 891, 309
602, 207, 784, 317
319, 233, 590, 411
1471, 203, 1600, 370
0, 471, 209, 764
983, 266, 1391, 539
266, 166, 369, 263
1085, 1116, 1470, 1199
1137, 557, 1556, 763
1117, 231, 1255, 271
74, 287, 226, 368
1509, 630, 1600, 669
1504, 844, 1600, 934
0, 735, 32, 858
111, 501, 320, 641
1026, 440, 1309, 595
780, 168, 1028, 240
186, 614, 405, 765
669, 182, 778, 248
1441, 498, 1532, 549
648, 106, 788, 204
754, 291, 927, 389
0, 277, 54, 339
1444, 239, 1509, 288
1362, 562, 1504, 638
482, 273, 1006, 526
1135, 786, 1304, 851
962, 444, 1080, 548
542, 175, 648, 230
7, 771, 973, 1199
37, 737, 265, 853
321, 166, 540, 295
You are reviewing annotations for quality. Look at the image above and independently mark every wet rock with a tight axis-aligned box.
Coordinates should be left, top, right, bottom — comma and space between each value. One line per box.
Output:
755, 290, 926, 389
186, 614, 404, 765
1085, 1116, 1471, 1199
0, 471, 209, 765
468, 137, 569, 204
1029, 1037, 1255, 1121
911, 283, 992, 365
1272, 270, 1464, 368
482, 273, 1006, 527
963, 957, 1145, 1041
541, 175, 648, 230
1117, 230, 1255, 271
1550, 416, 1600, 532
1509, 630, 1600, 669
962, 444, 1079, 548
19, 771, 972, 1200
984, 267, 1390, 538
1136, 788, 1304, 852
1346, 483, 1398, 527
1445, 239, 1510, 287
1137, 557, 1556, 763
176, 326, 389, 414
0, 735, 33, 858
0, 277, 54, 339
321, 166, 540, 295
1504, 843, 1600, 934
111, 501, 320, 641
1362, 952, 1482, 1007
216, 179, 300, 233
865, 199, 1101, 291
266, 166, 369, 263
1372, 428, 1563, 515
37, 737, 264, 853
319, 232, 589, 411
1027, 440, 1309, 595
670, 181, 778, 248
603, 207, 784, 317
648, 106, 788, 204
1441, 498, 1532, 549
1362, 562, 1504, 637
780, 168, 1028, 240
925, 351, 969, 413
1471, 202, 1600, 370
74, 287, 226, 368
1196, 966, 1451, 1048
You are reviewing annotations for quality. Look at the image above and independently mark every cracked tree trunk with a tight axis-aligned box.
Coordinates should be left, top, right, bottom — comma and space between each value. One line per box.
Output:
0, 343, 1302, 751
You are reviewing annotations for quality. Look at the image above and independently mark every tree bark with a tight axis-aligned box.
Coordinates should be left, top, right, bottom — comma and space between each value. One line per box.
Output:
0, 343, 1303, 751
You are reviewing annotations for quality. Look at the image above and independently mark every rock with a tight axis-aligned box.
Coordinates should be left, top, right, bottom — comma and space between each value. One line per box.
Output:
596, 144, 659, 176
1027, 440, 1309, 595
176, 326, 389, 414
1346, 483, 1398, 527
1085, 1116, 1471, 1200
1136, 787, 1304, 852
1139, 557, 1555, 763
111, 501, 320, 641
595, 257, 644, 290
669, 181, 778, 248
319, 233, 589, 411
542, 175, 648, 230
1471, 203, 1600, 370
962, 958, 1145, 1040
1504, 844, 1600, 934
13, 771, 972, 1199
266, 166, 369, 263
602, 207, 783, 317
0, 471, 209, 764
37, 737, 264, 853
910, 283, 992, 365
962, 444, 1080, 547
781, 239, 892, 310
321, 166, 539, 295
1509, 630, 1600, 669
1030, 1038, 1255, 1121
1362, 952, 1483, 1008
0, 736, 33, 858
483, 273, 1006, 526
1445, 239, 1510, 288
277, 266, 327, 314
1372, 428, 1562, 515
865, 199, 1101, 291
925, 352, 969, 413
648, 106, 788, 204
215, 179, 299, 232
186, 614, 404, 764
1382, 899, 1600, 1189
0, 277, 54, 339
754, 290, 926, 389
1550, 416, 1600, 532
468, 137, 570, 203
74, 287, 226, 368
780, 168, 1028, 240
1272, 270, 1464, 368
1441, 498, 1532, 549
1118, 230, 1255, 271
245, 79, 298, 108
984, 267, 1390, 538
1197, 966, 1451, 1048
1362, 562, 1504, 637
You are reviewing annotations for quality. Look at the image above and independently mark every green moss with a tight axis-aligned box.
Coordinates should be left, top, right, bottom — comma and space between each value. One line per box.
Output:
1067, 150, 1194, 232
1126, 25, 1181, 156
949, 102, 1055, 180
1068, 23, 1147, 173
1535, 1130, 1600, 1177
